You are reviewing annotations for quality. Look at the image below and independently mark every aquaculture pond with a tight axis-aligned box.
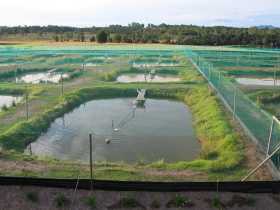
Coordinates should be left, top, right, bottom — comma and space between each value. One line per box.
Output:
0, 95, 22, 110
16, 72, 69, 84
117, 74, 181, 83
29, 98, 199, 163
236, 77, 280, 87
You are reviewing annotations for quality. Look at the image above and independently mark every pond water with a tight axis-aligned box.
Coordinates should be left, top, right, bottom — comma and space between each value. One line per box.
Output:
236, 77, 280, 86
16, 72, 69, 84
0, 95, 22, 110
117, 74, 181, 83
29, 98, 199, 163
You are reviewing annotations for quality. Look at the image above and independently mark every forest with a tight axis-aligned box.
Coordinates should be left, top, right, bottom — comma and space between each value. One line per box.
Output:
0, 23, 280, 47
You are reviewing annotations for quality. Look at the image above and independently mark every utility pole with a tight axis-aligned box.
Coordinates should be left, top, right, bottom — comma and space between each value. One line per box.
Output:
89, 133, 93, 190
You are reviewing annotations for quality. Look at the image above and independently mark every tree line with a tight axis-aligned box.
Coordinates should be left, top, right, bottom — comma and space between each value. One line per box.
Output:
0, 23, 280, 47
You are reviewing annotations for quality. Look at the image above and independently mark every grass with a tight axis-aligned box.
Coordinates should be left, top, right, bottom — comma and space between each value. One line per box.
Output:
246, 89, 280, 117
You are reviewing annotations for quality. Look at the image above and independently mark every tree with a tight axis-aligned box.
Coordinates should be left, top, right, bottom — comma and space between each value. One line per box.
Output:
78, 32, 85, 42
90, 35, 96, 42
111, 34, 122, 43
53, 35, 59, 42
96, 31, 108, 43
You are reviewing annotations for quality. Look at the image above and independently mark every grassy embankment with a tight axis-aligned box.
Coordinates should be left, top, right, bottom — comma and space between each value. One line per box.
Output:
246, 89, 280, 117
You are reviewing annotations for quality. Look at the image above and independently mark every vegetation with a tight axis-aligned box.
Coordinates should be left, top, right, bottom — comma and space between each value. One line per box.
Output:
166, 194, 194, 208
54, 193, 70, 208
25, 191, 39, 203
1, 24, 280, 47
247, 89, 280, 117
119, 197, 140, 208
96, 30, 108, 43
84, 196, 97, 209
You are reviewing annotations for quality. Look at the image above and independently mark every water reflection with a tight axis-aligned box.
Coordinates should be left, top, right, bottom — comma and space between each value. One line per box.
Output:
117, 74, 181, 83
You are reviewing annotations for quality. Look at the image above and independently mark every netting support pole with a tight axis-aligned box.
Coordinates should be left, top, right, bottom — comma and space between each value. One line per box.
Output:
274, 68, 277, 87
208, 64, 212, 80
233, 87, 237, 120
266, 118, 275, 157
89, 133, 93, 190
25, 84, 29, 120
61, 74, 64, 96
242, 143, 280, 181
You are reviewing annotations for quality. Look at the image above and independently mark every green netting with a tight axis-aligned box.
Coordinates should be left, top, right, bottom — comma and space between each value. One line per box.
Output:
187, 50, 280, 170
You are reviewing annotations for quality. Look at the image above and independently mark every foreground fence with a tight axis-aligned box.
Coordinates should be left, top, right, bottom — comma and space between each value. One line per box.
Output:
1, 176, 280, 193
186, 50, 280, 178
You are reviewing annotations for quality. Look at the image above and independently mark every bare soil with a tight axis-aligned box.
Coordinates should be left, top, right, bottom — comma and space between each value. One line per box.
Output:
0, 185, 280, 210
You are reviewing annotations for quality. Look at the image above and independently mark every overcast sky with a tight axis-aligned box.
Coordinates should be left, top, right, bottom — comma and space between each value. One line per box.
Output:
1, 0, 279, 27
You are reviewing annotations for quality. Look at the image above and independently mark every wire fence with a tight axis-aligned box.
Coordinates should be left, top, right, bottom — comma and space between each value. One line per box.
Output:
186, 50, 280, 173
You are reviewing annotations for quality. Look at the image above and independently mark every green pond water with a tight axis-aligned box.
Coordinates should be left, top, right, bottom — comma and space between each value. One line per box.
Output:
28, 98, 200, 163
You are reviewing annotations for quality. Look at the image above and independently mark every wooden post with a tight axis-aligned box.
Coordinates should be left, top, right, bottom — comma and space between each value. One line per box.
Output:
89, 133, 93, 190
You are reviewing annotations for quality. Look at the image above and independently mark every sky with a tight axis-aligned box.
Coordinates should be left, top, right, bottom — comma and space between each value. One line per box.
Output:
0, 0, 280, 27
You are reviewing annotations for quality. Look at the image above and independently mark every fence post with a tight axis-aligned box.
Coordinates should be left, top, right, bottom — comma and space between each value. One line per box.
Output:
61, 74, 64, 96
266, 118, 275, 157
208, 64, 212, 80
274, 68, 277, 87
233, 87, 237, 119
89, 133, 93, 190
25, 84, 29, 120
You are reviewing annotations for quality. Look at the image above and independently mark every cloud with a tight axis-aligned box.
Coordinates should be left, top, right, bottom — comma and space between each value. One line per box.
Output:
0, 0, 279, 27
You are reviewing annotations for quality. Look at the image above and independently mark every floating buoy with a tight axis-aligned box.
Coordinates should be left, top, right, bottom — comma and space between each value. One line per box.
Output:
105, 138, 111, 144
